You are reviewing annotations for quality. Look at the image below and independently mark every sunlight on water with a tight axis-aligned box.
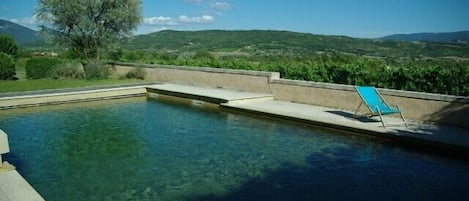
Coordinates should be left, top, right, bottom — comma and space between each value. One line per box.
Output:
1, 97, 468, 201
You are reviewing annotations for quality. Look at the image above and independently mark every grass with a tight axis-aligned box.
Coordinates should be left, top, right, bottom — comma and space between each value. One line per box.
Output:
2, 58, 148, 93
15, 58, 29, 80
0, 79, 148, 93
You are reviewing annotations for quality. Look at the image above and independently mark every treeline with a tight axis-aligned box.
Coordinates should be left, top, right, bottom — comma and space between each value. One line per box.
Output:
107, 50, 469, 96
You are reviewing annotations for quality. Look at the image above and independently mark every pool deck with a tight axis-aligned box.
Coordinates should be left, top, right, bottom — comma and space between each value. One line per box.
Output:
0, 170, 45, 201
147, 84, 469, 155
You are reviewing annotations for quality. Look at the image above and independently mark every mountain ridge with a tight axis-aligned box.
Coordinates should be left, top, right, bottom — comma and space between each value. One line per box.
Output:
0, 19, 44, 45
380, 31, 469, 43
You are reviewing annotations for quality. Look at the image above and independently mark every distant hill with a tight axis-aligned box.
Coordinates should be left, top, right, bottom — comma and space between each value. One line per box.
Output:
126, 30, 469, 59
128, 29, 354, 53
380, 31, 469, 43
0, 19, 44, 46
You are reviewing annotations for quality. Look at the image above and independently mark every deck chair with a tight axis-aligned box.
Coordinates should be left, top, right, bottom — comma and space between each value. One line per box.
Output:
354, 86, 408, 128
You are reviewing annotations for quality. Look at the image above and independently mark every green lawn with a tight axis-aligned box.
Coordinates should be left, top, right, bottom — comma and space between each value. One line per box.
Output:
14, 58, 29, 80
0, 79, 148, 93
3, 58, 148, 94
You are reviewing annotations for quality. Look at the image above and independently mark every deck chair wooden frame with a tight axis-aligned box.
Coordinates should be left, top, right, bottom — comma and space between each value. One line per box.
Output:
354, 86, 408, 128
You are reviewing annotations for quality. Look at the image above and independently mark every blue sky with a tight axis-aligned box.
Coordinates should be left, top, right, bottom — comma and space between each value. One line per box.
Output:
1, 0, 469, 38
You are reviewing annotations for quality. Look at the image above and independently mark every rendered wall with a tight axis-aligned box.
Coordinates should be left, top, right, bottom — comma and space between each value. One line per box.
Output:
112, 63, 278, 93
112, 63, 468, 128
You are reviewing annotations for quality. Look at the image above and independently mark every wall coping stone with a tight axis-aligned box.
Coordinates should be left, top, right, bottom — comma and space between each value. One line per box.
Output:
110, 62, 280, 81
272, 79, 468, 103
0, 82, 158, 98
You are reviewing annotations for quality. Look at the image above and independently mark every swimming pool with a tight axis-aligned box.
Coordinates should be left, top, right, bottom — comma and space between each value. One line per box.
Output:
1, 97, 468, 201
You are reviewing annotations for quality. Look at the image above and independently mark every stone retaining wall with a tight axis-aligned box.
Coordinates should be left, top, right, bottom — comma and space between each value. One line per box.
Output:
112, 62, 468, 128
112, 63, 278, 93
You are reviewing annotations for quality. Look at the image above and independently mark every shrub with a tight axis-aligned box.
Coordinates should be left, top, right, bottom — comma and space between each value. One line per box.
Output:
122, 50, 145, 62
106, 49, 123, 61
25, 57, 63, 79
0, 52, 16, 80
193, 51, 214, 59
52, 62, 85, 79
125, 67, 146, 80
83, 63, 110, 79
0, 35, 19, 57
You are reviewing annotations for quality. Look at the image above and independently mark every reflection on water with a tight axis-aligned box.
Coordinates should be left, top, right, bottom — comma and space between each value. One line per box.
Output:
0, 97, 468, 201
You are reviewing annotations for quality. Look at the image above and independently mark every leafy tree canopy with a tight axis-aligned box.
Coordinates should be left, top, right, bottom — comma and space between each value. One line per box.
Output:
0, 35, 19, 56
0, 52, 16, 80
36, 0, 142, 62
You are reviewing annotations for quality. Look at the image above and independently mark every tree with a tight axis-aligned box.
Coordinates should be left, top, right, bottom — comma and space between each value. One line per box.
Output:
36, 0, 142, 63
0, 36, 18, 80
0, 53, 16, 80
0, 35, 19, 57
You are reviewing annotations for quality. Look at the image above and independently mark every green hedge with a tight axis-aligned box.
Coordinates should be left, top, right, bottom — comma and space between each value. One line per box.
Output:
83, 63, 110, 79
0, 52, 16, 80
25, 57, 63, 79
139, 53, 469, 96
0, 35, 18, 57
52, 62, 85, 79
270, 61, 468, 96
109, 50, 469, 96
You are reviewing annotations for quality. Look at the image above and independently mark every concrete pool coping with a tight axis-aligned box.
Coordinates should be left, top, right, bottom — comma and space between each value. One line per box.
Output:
0, 85, 149, 109
0, 83, 468, 200
0, 170, 45, 201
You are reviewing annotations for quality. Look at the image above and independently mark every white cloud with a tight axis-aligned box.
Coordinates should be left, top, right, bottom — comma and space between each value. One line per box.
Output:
10, 15, 38, 26
143, 14, 214, 30
143, 16, 178, 26
210, 2, 231, 10
178, 15, 214, 24
184, 0, 202, 4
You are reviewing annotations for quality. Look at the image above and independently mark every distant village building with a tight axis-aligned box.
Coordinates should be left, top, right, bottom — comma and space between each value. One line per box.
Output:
33, 52, 58, 57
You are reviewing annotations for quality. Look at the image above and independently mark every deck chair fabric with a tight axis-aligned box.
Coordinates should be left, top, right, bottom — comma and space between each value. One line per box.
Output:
354, 86, 408, 128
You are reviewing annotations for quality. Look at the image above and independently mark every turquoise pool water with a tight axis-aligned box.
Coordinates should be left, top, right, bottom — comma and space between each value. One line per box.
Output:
1, 97, 468, 201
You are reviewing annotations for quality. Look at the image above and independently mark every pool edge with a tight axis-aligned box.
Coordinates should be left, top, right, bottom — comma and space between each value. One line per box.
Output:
0, 170, 45, 201
0, 85, 149, 110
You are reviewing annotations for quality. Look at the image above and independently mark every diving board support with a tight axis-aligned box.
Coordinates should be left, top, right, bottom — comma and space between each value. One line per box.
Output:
0, 130, 10, 167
